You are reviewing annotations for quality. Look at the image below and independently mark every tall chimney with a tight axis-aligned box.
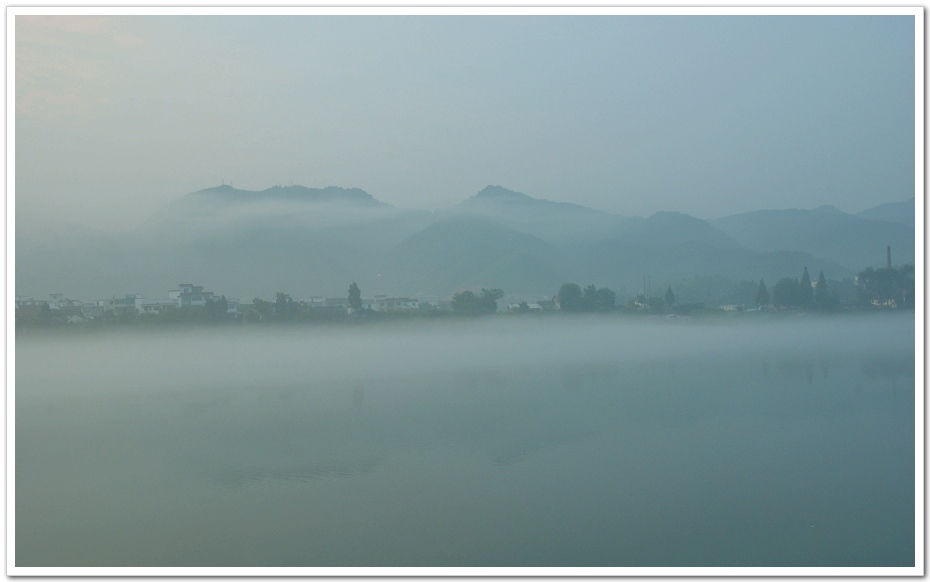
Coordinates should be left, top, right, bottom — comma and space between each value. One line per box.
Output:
887, 245, 892, 269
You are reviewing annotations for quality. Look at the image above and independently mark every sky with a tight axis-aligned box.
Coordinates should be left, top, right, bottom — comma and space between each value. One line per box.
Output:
14, 10, 917, 233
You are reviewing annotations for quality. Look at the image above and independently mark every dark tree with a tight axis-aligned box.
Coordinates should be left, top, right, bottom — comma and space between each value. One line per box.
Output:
557, 283, 583, 312
518, 301, 530, 313
813, 271, 835, 311
275, 292, 298, 321
479, 288, 504, 313
348, 282, 362, 311
756, 279, 769, 308
799, 267, 813, 309
773, 277, 800, 308
595, 287, 616, 311
252, 297, 274, 321
452, 288, 502, 315
857, 264, 915, 309
452, 290, 477, 314
204, 295, 229, 321
581, 284, 597, 312
664, 285, 675, 307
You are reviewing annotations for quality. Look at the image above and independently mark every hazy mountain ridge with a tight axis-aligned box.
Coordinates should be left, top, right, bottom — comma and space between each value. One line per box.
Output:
446, 185, 631, 246
376, 216, 561, 298
15, 185, 914, 302
712, 204, 914, 271
191, 184, 386, 206
855, 197, 915, 226
142, 184, 397, 243
603, 212, 741, 250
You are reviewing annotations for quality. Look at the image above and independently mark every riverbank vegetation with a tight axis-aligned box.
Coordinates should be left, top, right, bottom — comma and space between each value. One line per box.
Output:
15, 263, 915, 333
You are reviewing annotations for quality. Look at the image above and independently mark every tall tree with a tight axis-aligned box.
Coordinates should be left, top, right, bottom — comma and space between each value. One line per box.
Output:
595, 287, 616, 311
664, 285, 676, 307
348, 282, 362, 311
773, 277, 800, 308
799, 267, 814, 308
857, 264, 915, 309
813, 271, 831, 311
478, 288, 504, 313
451, 290, 477, 314
275, 292, 298, 321
204, 295, 228, 321
557, 283, 583, 312
582, 284, 597, 312
452, 288, 502, 315
755, 279, 769, 308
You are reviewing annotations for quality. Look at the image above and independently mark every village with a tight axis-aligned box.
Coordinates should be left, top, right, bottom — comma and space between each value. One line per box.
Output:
13, 252, 915, 327
14, 282, 566, 325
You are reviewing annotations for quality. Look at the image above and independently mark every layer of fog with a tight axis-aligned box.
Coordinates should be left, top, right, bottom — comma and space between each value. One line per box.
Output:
17, 313, 914, 401
141, 197, 420, 241
15, 314, 915, 566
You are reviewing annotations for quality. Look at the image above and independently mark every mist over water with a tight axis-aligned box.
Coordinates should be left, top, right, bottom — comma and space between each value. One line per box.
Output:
15, 314, 915, 568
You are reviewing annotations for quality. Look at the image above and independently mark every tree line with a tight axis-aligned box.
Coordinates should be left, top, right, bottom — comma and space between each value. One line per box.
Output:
16, 261, 915, 331
758, 263, 914, 311
555, 283, 617, 312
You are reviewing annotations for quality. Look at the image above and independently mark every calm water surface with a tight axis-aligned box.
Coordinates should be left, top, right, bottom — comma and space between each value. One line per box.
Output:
15, 314, 916, 568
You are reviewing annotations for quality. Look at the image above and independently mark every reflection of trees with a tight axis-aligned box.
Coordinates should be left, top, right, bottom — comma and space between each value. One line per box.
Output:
818, 354, 830, 380
775, 356, 818, 384
861, 353, 915, 398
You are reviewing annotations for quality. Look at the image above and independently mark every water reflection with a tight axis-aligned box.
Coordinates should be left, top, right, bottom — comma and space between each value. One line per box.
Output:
861, 353, 915, 399
15, 315, 916, 567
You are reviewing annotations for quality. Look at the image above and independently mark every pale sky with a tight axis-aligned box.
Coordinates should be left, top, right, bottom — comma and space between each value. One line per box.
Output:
14, 11, 917, 233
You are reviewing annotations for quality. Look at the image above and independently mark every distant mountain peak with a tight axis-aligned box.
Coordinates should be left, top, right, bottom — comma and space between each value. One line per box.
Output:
474, 185, 533, 201
464, 185, 601, 215
192, 184, 386, 206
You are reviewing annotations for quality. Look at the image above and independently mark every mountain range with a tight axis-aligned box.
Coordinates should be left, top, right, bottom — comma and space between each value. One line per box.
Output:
16, 184, 916, 305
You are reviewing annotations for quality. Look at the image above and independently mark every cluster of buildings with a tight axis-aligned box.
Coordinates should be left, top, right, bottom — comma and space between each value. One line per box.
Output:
16, 284, 237, 321
15, 283, 473, 321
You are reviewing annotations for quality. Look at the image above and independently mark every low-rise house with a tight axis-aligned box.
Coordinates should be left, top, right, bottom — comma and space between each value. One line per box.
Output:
507, 302, 543, 312
112, 294, 144, 313
80, 304, 105, 319
15, 296, 46, 310
375, 297, 419, 312
169, 284, 214, 308
47, 294, 82, 310
324, 297, 350, 308
138, 298, 177, 314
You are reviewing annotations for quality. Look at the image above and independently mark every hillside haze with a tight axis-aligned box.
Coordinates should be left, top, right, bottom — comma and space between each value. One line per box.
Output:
712, 206, 915, 270
15, 184, 914, 304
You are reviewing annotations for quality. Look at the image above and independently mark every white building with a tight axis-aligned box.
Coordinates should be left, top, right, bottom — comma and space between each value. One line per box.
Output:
168, 284, 215, 308
46, 294, 82, 310
374, 297, 419, 312
138, 298, 177, 314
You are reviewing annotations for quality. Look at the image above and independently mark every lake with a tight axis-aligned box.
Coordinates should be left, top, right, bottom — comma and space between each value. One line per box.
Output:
14, 313, 917, 570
